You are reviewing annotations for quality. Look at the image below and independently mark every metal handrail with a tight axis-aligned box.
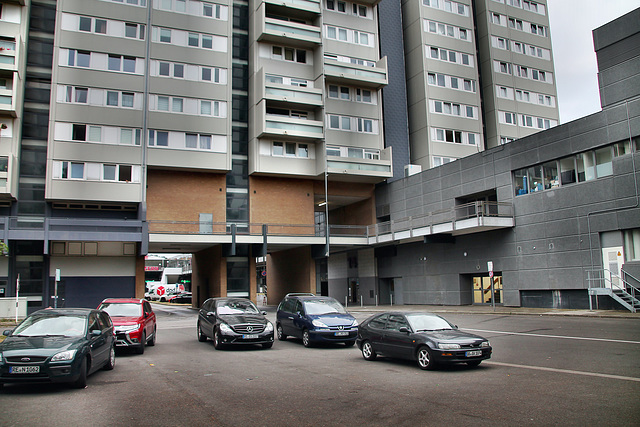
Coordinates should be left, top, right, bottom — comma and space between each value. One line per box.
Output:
587, 268, 640, 309
146, 201, 514, 240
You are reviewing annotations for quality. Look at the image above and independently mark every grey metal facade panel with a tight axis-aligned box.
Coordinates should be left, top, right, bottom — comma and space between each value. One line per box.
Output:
379, 0, 411, 181
592, 7, 640, 52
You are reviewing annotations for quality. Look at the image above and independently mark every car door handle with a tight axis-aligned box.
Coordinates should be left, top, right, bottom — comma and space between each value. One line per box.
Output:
288, 316, 294, 319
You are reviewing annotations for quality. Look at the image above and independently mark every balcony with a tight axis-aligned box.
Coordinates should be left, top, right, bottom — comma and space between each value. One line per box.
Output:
255, 101, 323, 141
260, 70, 323, 107
326, 147, 392, 182
256, 3, 322, 48
263, 0, 321, 14
145, 201, 514, 253
324, 56, 388, 88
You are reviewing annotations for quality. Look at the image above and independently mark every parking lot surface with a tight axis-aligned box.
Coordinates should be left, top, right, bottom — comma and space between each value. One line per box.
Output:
1, 303, 638, 426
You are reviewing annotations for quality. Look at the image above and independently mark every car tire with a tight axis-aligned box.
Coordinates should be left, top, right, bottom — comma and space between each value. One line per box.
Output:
416, 346, 436, 370
136, 332, 146, 354
466, 360, 482, 367
148, 327, 156, 346
72, 357, 88, 389
302, 330, 313, 348
361, 340, 377, 361
276, 324, 287, 341
213, 329, 224, 350
262, 343, 273, 349
197, 323, 207, 342
103, 345, 116, 371
344, 340, 355, 347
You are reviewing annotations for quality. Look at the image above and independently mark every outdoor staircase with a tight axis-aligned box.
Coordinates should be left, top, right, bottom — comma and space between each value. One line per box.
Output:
587, 269, 640, 313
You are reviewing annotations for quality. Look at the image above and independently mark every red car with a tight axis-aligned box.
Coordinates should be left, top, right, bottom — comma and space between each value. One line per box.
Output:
98, 298, 157, 354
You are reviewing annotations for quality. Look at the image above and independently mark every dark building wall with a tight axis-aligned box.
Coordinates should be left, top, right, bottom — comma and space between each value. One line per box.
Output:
379, 0, 411, 182
593, 8, 640, 109
375, 93, 640, 306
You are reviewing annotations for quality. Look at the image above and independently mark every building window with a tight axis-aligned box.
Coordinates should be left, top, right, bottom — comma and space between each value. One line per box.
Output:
623, 229, 640, 261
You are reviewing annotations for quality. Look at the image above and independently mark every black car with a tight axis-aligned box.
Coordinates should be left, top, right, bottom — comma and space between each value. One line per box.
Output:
168, 292, 192, 304
0, 308, 116, 389
276, 294, 358, 347
197, 298, 274, 349
356, 312, 491, 370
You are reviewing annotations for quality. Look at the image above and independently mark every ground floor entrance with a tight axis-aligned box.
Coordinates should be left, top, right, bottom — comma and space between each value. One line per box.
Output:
473, 275, 503, 305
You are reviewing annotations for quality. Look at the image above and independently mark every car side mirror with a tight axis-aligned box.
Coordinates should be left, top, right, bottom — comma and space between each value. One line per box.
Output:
3, 329, 12, 336
399, 327, 410, 334
296, 311, 303, 317
454, 325, 459, 330
206, 311, 215, 317
262, 311, 267, 316
91, 330, 102, 336
144, 312, 148, 318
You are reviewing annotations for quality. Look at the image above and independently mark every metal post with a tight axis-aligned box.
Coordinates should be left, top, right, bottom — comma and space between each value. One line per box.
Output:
390, 293, 393, 306
15, 274, 20, 323
360, 295, 363, 307
375, 294, 378, 307
345, 295, 348, 308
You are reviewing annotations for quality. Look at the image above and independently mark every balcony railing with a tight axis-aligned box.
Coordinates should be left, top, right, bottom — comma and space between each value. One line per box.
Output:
324, 56, 388, 88
148, 201, 514, 243
263, 0, 321, 13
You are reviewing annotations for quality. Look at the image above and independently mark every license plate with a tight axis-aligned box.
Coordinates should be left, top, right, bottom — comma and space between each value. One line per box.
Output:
466, 350, 482, 357
334, 331, 349, 336
243, 334, 258, 339
10, 366, 40, 374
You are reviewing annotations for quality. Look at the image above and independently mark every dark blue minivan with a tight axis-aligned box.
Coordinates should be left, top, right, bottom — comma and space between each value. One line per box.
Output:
276, 294, 358, 347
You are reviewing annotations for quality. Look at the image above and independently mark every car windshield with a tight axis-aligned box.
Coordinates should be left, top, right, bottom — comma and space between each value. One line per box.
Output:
405, 314, 454, 331
12, 314, 87, 337
217, 300, 259, 315
99, 302, 142, 317
303, 299, 347, 315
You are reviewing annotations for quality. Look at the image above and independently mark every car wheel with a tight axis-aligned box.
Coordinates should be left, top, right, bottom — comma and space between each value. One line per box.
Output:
136, 332, 146, 354
344, 340, 355, 347
467, 360, 482, 367
417, 346, 436, 370
262, 343, 273, 349
197, 323, 207, 342
361, 340, 377, 361
213, 328, 224, 350
103, 345, 116, 371
148, 327, 156, 346
72, 357, 88, 389
276, 324, 287, 341
302, 330, 312, 348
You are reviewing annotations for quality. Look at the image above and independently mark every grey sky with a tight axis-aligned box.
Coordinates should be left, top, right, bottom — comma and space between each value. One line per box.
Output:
547, 0, 639, 123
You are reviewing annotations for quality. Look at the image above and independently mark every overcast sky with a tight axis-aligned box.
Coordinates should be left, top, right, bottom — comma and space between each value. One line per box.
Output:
547, 0, 639, 123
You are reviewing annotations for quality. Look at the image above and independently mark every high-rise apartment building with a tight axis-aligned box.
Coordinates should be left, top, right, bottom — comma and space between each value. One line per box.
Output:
400, 0, 559, 170
0, 0, 589, 313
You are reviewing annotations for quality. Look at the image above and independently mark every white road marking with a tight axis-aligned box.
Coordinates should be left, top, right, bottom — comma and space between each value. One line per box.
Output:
464, 328, 640, 345
485, 361, 640, 382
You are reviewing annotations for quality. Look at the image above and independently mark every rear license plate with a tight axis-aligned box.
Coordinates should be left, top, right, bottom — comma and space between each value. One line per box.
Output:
10, 366, 40, 374
466, 350, 482, 357
243, 334, 258, 339
334, 331, 349, 336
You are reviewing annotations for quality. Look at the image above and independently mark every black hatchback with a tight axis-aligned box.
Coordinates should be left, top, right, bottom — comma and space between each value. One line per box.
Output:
357, 312, 492, 370
196, 298, 274, 349
0, 308, 116, 389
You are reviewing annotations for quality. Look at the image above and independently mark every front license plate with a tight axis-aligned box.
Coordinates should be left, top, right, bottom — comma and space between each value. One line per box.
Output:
243, 334, 259, 339
466, 350, 482, 357
334, 331, 349, 336
10, 366, 40, 374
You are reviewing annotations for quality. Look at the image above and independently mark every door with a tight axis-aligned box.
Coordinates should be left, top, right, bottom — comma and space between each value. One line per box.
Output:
381, 314, 414, 359
349, 279, 359, 304
602, 247, 624, 289
473, 276, 503, 304
88, 312, 109, 370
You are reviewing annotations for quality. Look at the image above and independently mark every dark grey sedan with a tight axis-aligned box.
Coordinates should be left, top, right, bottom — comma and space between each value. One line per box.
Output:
0, 308, 115, 389
356, 312, 491, 370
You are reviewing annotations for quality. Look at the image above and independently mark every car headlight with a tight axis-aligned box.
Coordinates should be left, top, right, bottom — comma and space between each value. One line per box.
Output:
437, 343, 461, 350
265, 322, 274, 333
219, 323, 233, 334
0, 353, 3, 363
115, 324, 141, 333
480, 341, 490, 348
51, 350, 77, 362
312, 319, 329, 328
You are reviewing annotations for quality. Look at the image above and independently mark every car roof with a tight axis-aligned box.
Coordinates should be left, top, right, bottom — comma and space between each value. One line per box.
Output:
100, 298, 144, 304
289, 295, 336, 301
